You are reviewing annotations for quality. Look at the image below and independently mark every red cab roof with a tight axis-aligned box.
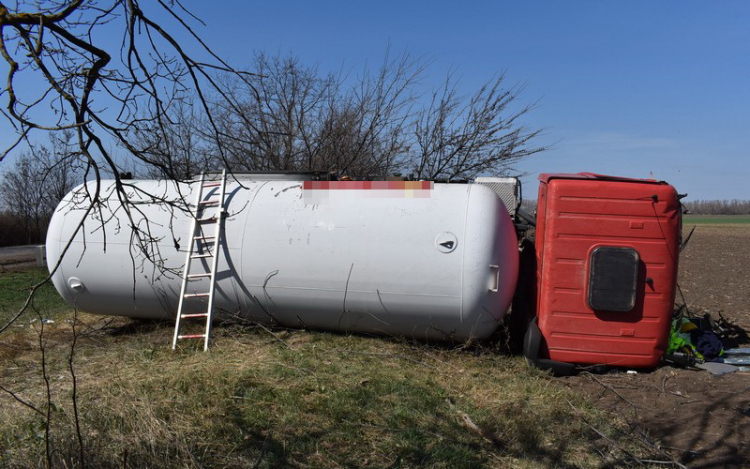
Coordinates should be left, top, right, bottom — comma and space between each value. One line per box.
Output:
538, 172, 664, 184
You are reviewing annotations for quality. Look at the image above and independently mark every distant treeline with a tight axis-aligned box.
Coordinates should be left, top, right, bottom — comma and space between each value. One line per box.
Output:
682, 200, 750, 215
0, 211, 47, 247
520, 199, 538, 213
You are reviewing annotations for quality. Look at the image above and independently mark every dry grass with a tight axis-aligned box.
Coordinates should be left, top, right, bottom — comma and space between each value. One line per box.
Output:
0, 270, 680, 468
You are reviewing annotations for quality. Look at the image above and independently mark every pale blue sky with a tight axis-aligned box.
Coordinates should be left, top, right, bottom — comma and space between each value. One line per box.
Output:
195, 1, 750, 200
4, 1, 749, 200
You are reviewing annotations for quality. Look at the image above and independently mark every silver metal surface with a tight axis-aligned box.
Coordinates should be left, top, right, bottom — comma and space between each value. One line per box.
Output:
475, 177, 520, 216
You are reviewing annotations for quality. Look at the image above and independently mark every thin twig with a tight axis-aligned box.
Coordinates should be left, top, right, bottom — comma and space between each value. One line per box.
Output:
567, 399, 688, 469
583, 372, 640, 410
69, 306, 86, 468
567, 399, 647, 468
35, 311, 53, 469
0, 383, 45, 417
254, 322, 292, 349
445, 398, 503, 448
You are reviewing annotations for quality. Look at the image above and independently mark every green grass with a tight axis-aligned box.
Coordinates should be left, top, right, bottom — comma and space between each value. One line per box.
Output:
0, 267, 69, 325
684, 214, 750, 224
0, 269, 676, 468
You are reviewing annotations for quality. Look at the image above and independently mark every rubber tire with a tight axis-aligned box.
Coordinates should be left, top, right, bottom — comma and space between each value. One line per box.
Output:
523, 317, 577, 376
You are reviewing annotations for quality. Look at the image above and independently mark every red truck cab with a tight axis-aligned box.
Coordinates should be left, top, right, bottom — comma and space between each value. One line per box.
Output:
532, 173, 681, 369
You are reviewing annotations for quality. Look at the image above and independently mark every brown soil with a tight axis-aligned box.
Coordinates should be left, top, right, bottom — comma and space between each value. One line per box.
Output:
565, 224, 750, 469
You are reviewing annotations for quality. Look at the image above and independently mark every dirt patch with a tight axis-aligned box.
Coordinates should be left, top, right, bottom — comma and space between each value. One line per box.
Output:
566, 224, 750, 468
679, 224, 750, 336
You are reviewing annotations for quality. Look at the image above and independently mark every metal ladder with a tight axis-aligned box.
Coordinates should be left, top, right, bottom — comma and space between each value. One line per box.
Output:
172, 170, 227, 351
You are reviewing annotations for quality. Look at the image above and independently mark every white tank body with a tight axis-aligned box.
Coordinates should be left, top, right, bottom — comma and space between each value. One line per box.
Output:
46, 179, 519, 340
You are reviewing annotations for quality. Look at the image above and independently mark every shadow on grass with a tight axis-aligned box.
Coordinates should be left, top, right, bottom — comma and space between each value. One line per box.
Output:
105, 319, 171, 336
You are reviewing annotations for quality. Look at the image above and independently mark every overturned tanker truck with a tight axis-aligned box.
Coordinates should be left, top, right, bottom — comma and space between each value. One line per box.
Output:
45, 172, 682, 371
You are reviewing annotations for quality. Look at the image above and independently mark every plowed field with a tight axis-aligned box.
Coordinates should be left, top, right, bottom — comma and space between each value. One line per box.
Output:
567, 223, 750, 469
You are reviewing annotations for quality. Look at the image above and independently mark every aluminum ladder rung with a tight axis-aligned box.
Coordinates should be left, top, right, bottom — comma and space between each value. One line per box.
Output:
178, 334, 206, 339
190, 253, 213, 259
181, 313, 209, 319
187, 273, 212, 279
184, 292, 210, 298
173, 169, 227, 351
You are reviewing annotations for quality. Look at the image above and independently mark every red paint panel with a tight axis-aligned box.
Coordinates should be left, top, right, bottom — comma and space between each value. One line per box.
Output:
535, 174, 681, 368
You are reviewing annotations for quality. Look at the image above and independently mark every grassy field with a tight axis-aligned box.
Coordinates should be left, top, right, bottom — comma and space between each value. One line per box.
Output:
0, 269, 70, 323
0, 269, 680, 468
683, 214, 750, 224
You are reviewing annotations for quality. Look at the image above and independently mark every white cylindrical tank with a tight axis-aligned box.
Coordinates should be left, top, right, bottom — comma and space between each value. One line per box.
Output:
46, 178, 519, 340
